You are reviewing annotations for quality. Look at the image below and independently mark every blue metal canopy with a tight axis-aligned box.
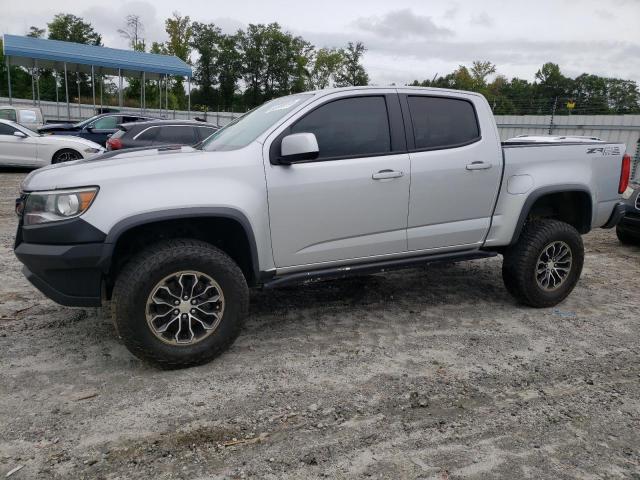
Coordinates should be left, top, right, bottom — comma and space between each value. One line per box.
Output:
3, 34, 191, 78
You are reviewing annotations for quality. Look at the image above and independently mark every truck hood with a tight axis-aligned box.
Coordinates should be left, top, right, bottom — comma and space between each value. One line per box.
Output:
20, 146, 214, 191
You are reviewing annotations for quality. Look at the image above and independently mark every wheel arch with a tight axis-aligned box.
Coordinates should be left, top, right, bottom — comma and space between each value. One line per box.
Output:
510, 185, 593, 245
101, 208, 261, 291
51, 147, 83, 164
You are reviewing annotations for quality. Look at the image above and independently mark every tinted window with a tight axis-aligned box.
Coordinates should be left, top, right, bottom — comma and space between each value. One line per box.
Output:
124, 116, 143, 123
135, 127, 159, 142
0, 124, 17, 135
407, 96, 479, 150
156, 126, 197, 145
197, 127, 217, 141
290, 96, 391, 159
92, 116, 119, 130
0, 110, 17, 122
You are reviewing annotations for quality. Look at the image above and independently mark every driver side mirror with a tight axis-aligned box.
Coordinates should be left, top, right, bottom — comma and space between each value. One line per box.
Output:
278, 133, 319, 164
13, 131, 27, 139
85, 126, 94, 132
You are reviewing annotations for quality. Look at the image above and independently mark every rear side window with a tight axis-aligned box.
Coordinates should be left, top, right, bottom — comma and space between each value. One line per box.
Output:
0, 110, 17, 122
136, 127, 159, 142
156, 126, 197, 145
407, 96, 480, 150
290, 96, 391, 160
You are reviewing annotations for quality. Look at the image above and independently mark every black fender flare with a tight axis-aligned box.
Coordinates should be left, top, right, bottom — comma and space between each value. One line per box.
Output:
99, 207, 260, 279
510, 184, 592, 245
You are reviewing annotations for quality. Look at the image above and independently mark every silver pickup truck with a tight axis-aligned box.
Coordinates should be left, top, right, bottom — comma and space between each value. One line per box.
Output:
14, 86, 631, 367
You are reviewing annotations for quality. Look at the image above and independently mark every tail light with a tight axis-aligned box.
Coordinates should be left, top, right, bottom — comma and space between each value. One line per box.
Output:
619, 153, 631, 194
106, 138, 122, 151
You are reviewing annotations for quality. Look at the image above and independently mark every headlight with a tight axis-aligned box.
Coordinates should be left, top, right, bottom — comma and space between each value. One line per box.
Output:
84, 147, 101, 154
22, 187, 98, 225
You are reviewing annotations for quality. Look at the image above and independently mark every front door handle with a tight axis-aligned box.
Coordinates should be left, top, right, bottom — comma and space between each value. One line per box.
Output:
466, 161, 492, 171
372, 169, 404, 180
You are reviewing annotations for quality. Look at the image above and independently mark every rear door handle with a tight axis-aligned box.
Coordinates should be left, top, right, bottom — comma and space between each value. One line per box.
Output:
372, 169, 404, 180
466, 161, 492, 171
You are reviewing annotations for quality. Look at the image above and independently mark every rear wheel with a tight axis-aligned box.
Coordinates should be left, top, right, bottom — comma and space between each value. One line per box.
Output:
111, 239, 249, 368
502, 219, 584, 308
52, 149, 82, 164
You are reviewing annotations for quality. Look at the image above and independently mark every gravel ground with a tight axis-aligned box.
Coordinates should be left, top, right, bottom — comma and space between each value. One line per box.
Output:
0, 170, 639, 480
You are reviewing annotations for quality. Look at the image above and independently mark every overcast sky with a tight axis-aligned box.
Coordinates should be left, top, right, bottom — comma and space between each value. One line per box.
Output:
1, 0, 639, 85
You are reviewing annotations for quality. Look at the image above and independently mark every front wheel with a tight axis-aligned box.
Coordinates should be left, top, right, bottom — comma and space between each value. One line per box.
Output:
111, 239, 249, 368
502, 219, 584, 308
52, 149, 82, 164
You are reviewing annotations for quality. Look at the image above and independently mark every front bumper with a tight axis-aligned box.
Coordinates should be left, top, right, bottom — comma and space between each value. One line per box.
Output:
14, 240, 106, 308
617, 212, 640, 237
15, 242, 105, 307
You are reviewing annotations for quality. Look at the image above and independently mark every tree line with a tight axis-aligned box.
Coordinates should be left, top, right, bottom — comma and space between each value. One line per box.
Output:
0, 12, 368, 112
0, 12, 639, 115
410, 61, 640, 115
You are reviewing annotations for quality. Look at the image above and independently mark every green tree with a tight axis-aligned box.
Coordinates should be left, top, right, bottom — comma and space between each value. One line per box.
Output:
163, 12, 192, 108
118, 14, 146, 52
47, 13, 102, 45
470, 60, 496, 89
334, 42, 368, 87
27, 26, 46, 38
310, 48, 344, 89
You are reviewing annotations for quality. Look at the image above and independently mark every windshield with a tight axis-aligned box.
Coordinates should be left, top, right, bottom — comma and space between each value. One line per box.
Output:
202, 93, 313, 152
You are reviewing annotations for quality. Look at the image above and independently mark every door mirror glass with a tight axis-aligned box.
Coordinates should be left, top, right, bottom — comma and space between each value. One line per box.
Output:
279, 133, 319, 164
13, 131, 27, 138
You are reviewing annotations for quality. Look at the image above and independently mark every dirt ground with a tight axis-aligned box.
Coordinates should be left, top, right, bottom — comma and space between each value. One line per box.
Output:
0, 170, 639, 480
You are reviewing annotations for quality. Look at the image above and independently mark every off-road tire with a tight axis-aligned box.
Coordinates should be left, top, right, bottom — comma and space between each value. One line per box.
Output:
111, 239, 249, 368
616, 226, 640, 245
502, 219, 584, 308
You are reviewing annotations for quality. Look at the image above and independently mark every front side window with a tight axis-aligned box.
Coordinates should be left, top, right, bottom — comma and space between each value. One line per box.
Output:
92, 116, 120, 130
407, 96, 480, 150
290, 96, 391, 160
0, 110, 18, 122
156, 126, 197, 145
0, 124, 17, 136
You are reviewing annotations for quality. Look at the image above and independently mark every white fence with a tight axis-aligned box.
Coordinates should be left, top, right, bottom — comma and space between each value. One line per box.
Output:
0, 97, 243, 127
496, 115, 640, 179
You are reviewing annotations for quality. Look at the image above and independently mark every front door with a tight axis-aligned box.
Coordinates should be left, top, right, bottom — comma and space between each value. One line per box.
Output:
0, 124, 38, 166
265, 94, 410, 269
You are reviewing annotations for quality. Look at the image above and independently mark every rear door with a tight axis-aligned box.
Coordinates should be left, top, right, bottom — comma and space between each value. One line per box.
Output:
264, 92, 410, 269
400, 92, 503, 252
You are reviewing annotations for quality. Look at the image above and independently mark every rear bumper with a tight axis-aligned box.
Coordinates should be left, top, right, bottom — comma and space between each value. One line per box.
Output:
602, 202, 626, 229
15, 242, 105, 307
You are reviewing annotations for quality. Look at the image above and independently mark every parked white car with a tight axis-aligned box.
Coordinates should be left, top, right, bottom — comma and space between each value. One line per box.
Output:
0, 106, 44, 131
0, 119, 104, 167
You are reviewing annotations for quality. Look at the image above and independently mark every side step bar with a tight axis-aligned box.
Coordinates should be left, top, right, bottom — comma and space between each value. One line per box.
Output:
262, 250, 498, 289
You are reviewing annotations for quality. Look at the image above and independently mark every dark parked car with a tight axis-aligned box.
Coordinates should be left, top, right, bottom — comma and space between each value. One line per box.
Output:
106, 120, 219, 151
38, 113, 157, 147
617, 181, 640, 245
